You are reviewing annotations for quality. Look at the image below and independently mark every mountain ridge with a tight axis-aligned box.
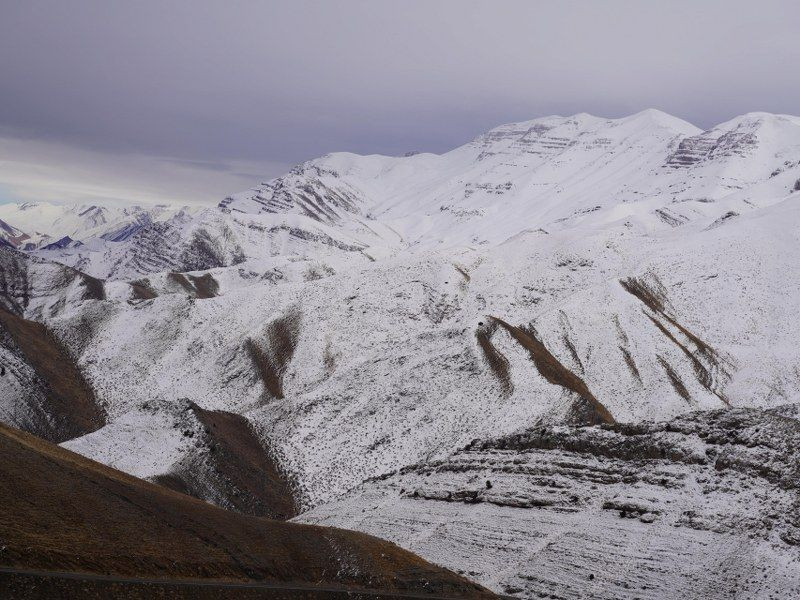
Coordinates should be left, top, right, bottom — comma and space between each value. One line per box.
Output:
1, 108, 799, 598
3, 109, 798, 272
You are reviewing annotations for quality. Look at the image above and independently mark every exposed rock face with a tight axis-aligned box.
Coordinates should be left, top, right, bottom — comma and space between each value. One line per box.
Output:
220, 163, 367, 224
665, 128, 756, 167
298, 406, 800, 599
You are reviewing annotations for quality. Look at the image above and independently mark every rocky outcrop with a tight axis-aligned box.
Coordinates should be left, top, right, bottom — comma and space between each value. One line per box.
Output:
299, 406, 800, 599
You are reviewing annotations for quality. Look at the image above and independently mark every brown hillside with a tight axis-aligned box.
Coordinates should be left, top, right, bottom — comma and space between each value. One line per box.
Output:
0, 423, 494, 599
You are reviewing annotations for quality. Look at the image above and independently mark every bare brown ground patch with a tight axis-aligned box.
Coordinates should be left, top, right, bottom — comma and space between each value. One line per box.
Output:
0, 571, 487, 599
154, 403, 299, 520
453, 265, 471, 283
168, 272, 196, 295
621, 276, 719, 360
619, 276, 668, 314
129, 278, 158, 300
619, 346, 642, 383
490, 317, 615, 425
187, 273, 220, 299
475, 321, 513, 396
167, 272, 219, 299
621, 276, 730, 404
0, 424, 492, 598
657, 356, 692, 403
247, 310, 301, 399
0, 308, 105, 442
80, 273, 106, 301
561, 332, 584, 374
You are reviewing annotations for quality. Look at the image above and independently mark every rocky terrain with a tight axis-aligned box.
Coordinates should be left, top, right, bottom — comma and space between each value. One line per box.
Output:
1, 109, 799, 597
299, 406, 800, 598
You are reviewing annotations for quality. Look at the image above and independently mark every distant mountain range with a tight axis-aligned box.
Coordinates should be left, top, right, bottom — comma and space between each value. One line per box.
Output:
0, 201, 195, 251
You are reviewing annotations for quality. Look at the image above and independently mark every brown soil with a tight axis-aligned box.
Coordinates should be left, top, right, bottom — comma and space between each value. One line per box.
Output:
621, 276, 729, 404
561, 332, 584, 374
453, 265, 471, 283
247, 310, 301, 400
0, 307, 105, 442
0, 423, 494, 598
618, 346, 642, 383
80, 272, 106, 301
621, 276, 719, 359
0, 569, 485, 599
167, 272, 220, 299
130, 278, 159, 300
154, 403, 299, 520
657, 355, 692, 403
490, 317, 615, 425
619, 276, 668, 314
475, 322, 513, 396
168, 272, 196, 294
188, 273, 220, 299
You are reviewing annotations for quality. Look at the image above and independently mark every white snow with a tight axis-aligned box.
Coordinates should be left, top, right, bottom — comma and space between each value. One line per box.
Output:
3, 109, 800, 598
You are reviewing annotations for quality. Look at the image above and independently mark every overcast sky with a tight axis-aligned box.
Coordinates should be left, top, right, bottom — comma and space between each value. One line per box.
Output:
1, 0, 799, 206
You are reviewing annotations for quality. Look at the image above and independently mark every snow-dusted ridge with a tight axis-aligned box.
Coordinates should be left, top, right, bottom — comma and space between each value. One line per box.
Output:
0, 201, 199, 253
4, 109, 798, 280
1, 109, 800, 598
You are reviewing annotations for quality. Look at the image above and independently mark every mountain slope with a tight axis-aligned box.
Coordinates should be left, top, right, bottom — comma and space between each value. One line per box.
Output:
1, 109, 799, 598
0, 421, 493, 598
14, 191, 792, 517
20, 110, 799, 283
298, 405, 800, 598
0, 307, 105, 443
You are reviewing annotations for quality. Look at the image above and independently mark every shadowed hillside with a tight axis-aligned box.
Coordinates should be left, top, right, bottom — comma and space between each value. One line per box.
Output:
0, 423, 494, 599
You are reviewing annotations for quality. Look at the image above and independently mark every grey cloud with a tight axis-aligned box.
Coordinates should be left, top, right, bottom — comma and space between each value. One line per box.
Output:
1, 0, 799, 205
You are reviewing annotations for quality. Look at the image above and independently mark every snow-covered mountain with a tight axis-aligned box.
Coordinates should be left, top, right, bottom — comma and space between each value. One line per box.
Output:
17, 109, 800, 281
1, 109, 800, 598
0, 201, 196, 251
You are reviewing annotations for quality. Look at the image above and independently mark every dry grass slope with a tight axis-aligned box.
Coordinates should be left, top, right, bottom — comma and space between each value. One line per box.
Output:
153, 402, 299, 520
0, 423, 494, 598
0, 307, 106, 442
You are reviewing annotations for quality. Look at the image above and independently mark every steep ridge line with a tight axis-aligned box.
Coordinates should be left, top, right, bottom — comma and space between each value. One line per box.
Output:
489, 317, 615, 425
0, 307, 106, 443
0, 246, 105, 315
153, 401, 299, 520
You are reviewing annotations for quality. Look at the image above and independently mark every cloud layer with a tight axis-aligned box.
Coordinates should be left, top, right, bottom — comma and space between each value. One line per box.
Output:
1, 0, 798, 205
